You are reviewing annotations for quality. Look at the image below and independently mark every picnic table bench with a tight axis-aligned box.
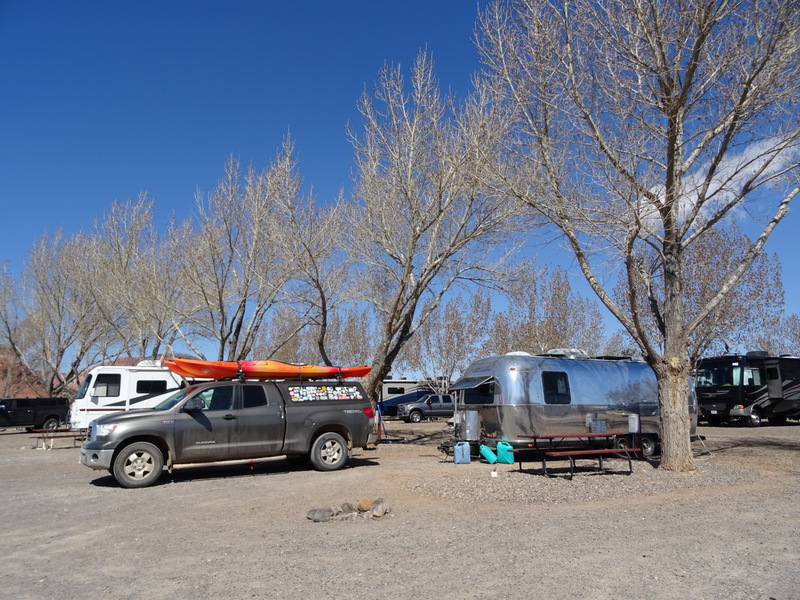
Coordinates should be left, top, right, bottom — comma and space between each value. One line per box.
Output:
511, 432, 641, 479
30, 429, 84, 450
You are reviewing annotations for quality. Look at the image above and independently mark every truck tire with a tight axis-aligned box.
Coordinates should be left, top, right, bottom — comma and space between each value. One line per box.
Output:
112, 442, 164, 488
409, 410, 423, 423
747, 407, 762, 427
41, 417, 60, 430
310, 432, 348, 471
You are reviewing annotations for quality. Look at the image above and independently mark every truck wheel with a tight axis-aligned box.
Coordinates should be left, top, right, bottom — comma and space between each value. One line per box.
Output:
409, 411, 423, 423
112, 442, 164, 488
41, 417, 60, 430
640, 436, 657, 458
747, 408, 762, 427
310, 432, 348, 471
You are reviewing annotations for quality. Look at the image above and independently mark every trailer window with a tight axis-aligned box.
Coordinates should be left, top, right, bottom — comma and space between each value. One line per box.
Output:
94, 374, 121, 397
136, 380, 168, 394
542, 372, 571, 405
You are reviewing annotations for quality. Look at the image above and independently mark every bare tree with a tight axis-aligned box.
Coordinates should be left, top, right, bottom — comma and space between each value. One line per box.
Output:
0, 232, 112, 396
88, 196, 187, 361
477, 0, 800, 469
181, 145, 305, 361
616, 224, 784, 363
402, 289, 493, 386
486, 266, 607, 355
344, 51, 526, 402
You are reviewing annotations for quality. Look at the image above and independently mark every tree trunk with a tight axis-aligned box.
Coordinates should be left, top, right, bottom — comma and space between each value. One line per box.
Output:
654, 356, 696, 471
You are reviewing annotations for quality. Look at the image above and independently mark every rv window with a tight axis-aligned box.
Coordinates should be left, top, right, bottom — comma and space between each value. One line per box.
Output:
242, 385, 268, 409
463, 381, 496, 404
542, 372, 570, 405
94, 374, 121, 397
766, 367, 779, 381
136, 380, 168, 394
386, 387, 406, 395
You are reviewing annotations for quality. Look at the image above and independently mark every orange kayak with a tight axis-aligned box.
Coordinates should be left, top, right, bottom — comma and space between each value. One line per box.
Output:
167, 357, 371, 380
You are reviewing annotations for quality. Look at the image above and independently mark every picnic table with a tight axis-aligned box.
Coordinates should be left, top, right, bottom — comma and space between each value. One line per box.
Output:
30, 428, 84, 450
511, 432, 640, 479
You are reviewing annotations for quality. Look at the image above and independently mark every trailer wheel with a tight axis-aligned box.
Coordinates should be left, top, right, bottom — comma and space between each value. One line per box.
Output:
112, 442, 164, 488
409, 411, 423, 423
747, 408, 762, 428
309, 432, 348, 471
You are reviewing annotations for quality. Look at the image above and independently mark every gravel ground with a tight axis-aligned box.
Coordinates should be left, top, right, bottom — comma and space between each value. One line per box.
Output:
0, 421, 798, 600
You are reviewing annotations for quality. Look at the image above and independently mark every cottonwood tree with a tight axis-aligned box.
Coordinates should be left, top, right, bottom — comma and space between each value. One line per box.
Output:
181, 146, 306, 361
616, 225, 784, 363
486, 266, 606, 356
402, 289, 493, 386
88, 196, 187, 361
477, 0, 800, 469
0, 232, 112, 396
344, 51, 526, 402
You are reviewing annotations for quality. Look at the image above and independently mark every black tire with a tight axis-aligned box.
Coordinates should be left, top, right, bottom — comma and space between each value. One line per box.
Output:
747, 407, 762, 427
41, 417, 60, 430
614, 436, 632, 450
769, 415, 787, 426
309, 432, 348, 471
409, 411, 423, 423
112, 442, 164, 488
640, 435, 657, 458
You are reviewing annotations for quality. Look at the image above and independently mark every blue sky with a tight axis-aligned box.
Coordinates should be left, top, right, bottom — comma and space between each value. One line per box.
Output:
2, 0, 798, 327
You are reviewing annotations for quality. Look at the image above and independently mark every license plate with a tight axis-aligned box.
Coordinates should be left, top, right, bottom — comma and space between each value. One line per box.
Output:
710, 410, 718, 414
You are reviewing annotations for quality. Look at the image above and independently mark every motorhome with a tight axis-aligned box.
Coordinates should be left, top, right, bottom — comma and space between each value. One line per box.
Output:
695, 351, 800, 426
449, 351, 696, 457
69, 362, 187, 429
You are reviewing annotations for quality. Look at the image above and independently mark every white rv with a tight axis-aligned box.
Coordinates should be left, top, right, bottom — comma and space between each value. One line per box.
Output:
69, 363, 186, 429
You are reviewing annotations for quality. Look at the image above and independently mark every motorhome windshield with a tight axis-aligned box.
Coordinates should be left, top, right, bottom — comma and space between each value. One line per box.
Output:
696, 361, 763, 388
75, 375, 93, 400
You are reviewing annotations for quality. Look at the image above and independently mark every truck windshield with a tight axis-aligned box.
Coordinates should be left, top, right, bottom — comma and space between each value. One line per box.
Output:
153, 386, 198, 410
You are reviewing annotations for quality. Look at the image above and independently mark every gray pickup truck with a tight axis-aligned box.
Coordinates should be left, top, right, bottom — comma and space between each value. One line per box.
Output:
80, 379, 374, 488
397, 394, 454, 423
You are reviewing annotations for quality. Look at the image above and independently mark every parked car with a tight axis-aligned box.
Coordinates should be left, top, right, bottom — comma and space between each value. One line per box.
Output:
397, 394, 454, 423
0, 397, 69, 431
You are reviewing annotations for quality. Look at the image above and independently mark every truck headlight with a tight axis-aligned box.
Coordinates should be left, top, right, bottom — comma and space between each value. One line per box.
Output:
95, 423, 118, 438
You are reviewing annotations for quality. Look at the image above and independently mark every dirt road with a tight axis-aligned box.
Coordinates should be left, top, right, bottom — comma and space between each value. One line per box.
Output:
0, 422, 797, 599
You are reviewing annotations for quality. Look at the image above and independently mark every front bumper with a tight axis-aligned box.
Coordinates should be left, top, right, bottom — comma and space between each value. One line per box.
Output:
80, 443, 115, 470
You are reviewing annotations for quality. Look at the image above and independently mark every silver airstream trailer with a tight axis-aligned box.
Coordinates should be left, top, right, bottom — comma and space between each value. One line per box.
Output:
450, 350, 692, 457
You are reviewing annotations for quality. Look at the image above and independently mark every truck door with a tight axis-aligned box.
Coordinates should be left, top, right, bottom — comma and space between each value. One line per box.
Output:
173, 384, 239, 463
232, 383, 285, 458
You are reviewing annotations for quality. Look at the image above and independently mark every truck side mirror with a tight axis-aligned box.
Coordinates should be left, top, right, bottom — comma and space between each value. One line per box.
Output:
182, 397, 204, 412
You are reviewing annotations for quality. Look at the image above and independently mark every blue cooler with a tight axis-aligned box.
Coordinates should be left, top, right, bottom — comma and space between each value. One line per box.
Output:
496, 441, 514, 464
479, 444, 498, 464
454, 441, 471, 464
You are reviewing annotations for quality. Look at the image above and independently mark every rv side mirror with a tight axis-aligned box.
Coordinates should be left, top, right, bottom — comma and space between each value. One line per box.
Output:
182, 397, 204, 412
